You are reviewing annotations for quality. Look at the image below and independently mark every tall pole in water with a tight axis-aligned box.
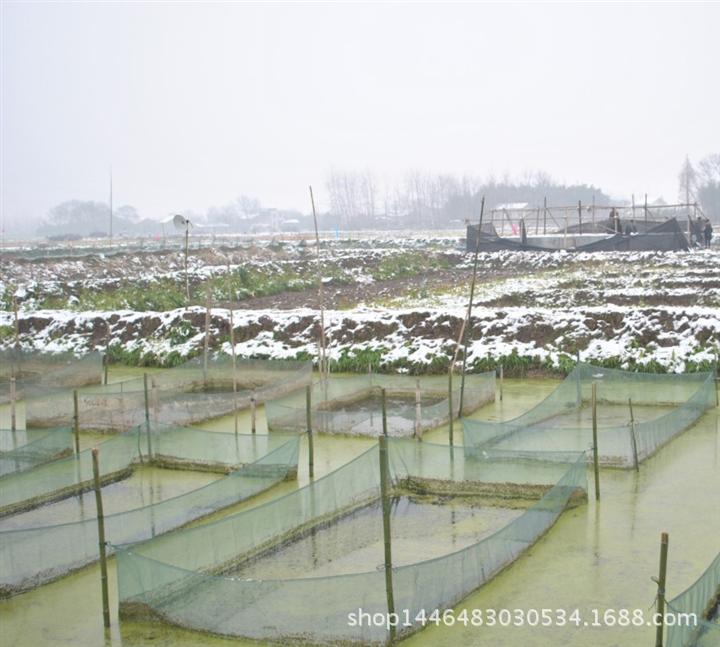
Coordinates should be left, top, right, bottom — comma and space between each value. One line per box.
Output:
459, 196, 485, 415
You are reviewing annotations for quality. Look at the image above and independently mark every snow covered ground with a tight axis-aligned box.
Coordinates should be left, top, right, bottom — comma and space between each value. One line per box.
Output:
1, 241, 718, 374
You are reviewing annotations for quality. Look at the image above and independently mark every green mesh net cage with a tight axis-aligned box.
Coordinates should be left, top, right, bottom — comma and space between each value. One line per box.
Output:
265, 372, 496, 437
22, 356, 312, 431
0, 351, 103, 402
463, 362, 716, 467
116, 439, 586, 644
666, 551, 720, 647
0, 427, 75, 477
0, 425, 299, 597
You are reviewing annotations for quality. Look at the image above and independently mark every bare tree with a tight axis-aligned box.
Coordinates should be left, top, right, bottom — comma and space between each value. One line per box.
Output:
678, 155, 697, 206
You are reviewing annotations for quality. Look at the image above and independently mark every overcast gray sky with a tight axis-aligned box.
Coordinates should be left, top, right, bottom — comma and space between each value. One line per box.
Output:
2, 1, 719, 232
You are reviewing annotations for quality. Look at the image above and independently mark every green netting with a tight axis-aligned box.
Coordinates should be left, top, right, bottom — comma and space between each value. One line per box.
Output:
0, 350, 103, 405
116, 440, 586, 644
666, 552, 720, 647
463, 362, 716, 467
0, 427, 74, 477
0, 422, 297, 515
23, 356, 312, 431
265, 372, 496, 437
0, 428, 299, 596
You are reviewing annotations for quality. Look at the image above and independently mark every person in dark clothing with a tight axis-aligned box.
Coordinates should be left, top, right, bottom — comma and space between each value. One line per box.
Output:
691, 217, 704, 246
704, 219, 713, 247
624, 219, 637, 236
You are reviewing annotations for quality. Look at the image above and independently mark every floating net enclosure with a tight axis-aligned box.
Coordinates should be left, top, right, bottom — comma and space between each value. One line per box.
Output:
0, 425, 299, 597
265, 372, 496, 437
0, 427, 74, 477
666, 552, 720, 647
117, 439, 586, 644
0, 422, 297, 515
463, 362, 716, 467
22, 356, 312, 431
0, 350, 102, 405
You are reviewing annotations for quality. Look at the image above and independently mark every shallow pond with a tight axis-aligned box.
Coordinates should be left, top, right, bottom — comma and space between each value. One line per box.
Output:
0, 374, 717, 647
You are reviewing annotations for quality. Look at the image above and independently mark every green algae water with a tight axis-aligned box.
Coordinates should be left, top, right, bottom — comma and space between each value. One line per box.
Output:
0, 375, 718, 646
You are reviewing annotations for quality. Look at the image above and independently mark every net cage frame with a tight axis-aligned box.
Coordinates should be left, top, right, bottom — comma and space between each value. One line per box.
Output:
0, 426, 75, 477
116, 439, 587, 645
20, 355, 313, 432
265, 371, 496, 438
666, 551, 720, 647
0, 423, 300, 597
0, 350, 103, 404
463, 362, 716, 468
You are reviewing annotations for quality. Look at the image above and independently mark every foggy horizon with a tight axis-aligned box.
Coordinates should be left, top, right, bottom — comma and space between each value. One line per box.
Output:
2, 2, 719, 233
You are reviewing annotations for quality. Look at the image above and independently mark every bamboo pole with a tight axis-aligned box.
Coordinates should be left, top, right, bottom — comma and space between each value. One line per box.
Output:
203, 284, 211, 385
229, 308, 238, 436
91, 448, 111, 628
592, 383, 600, 500
644, 193, 648, 226
103, 353, 108, 385
578, 200, 583, 235
499, 364, 504, 402
73, 390, 80, 454
592, 195, 596, 227
306, 385, 314, 478
250, 390, 257, 434
13, 295, 20, 350
184, 223, 190, 302
414, 378, 421, 439
654, 532, 669, 647
458, 196, 485, 415
628, 397, 639, 471
381, 387, 388, 437
309, 186, 328, 381
10, 376, 16, 431
378, 435, 396, 644
143, 373, 152, 459
543, 197, 547, 234
448, 370, 454, 447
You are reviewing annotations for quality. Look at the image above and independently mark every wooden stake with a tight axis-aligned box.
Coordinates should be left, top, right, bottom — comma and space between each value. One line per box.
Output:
628, 397, 639, 471
91, 448, 111, 629
229, 308, 238, 436
103, 353, 108, 386
499, 365, 504, 402
578, 200, 583, 235
543, 196, 547, 235
10, 376, 16, 432
592, 382, 600, 500
654, 532, 669, 647
184, 222, 190, 302
73, 389, 80, 454
448, 370, 454, 446
309, 186, 328, 380
143, 373, 152, 459
414, 378, 421, 439
306, 385, 314, 478
458, 196, 485, 415
250, 390, 257, 434
203, 285, 211, 385
378, 435, 396, 644
381, 387, 388, 437
12, 295, 20, 350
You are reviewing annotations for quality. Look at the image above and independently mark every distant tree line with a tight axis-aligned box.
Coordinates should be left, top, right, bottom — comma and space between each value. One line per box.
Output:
325, 169, 612, 229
